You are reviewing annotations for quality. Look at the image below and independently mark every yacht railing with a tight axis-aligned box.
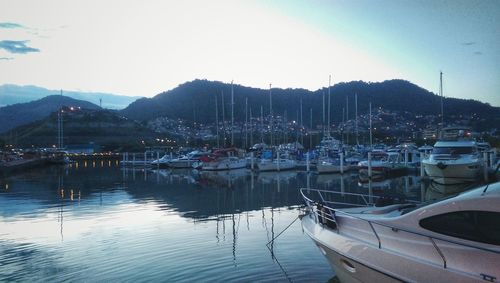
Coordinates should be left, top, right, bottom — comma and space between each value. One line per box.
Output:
300, 188, 500, 270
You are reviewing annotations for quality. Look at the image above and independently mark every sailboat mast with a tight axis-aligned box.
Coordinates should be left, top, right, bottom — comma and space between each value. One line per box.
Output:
260, 105, 264, 144
250, 107, 253, 146
231, 80, 234, 146
355, 93, 359, 145
269, 83, 273, 147
346, 96, 349, 144
327, 75, 331, 137
215, 94, 220, 148
245, 97, 248, 149
369, 102, 372, 150
322, 91, 325, 136
440, 71, 444, 127
58, 89, 63, 149
221, 90, 226, 146
310, 108, 313, 149
300, 97, 303, 145
342, 107, 345, 144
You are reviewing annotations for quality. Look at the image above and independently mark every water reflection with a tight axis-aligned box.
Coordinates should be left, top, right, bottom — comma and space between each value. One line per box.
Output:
0, 161, 486, 282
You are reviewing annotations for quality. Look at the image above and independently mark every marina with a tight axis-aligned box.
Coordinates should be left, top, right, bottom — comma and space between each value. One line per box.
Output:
1, 2, 499, 281
0, 153, 498, 282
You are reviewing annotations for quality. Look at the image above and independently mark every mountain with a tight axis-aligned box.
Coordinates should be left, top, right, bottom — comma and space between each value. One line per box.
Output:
0, 95, 100, 133
121, 79, 500, 130
1, 108, 158, 151
0, 84, 142, 109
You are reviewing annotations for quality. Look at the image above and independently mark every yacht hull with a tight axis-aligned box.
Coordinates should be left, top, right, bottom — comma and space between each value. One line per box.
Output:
301, 213, 490, 283
422, 160, 482, 184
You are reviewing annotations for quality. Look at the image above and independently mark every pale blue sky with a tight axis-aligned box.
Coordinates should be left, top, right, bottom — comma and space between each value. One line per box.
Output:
0, 0, 498, 106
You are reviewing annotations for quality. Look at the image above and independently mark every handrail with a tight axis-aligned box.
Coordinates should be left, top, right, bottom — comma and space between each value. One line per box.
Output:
300, 188, 500, 256
429, 237, 447, 268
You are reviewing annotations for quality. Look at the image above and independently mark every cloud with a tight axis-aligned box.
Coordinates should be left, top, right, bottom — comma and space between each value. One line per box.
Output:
474, 51, 483, 55
0, 40, 40, 54
461, 41, 476, 46
0, 57, 14, 60
0, 22, 25, 29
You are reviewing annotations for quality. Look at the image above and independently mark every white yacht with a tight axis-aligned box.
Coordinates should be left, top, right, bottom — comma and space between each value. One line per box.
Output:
357, 151, 405, 176
301, 182, 500, 283
198, 156, 247, 171
194, 148, 246, 171
150, 154, 172, 168
168, 150, 209, 168
422, 140, 483, 184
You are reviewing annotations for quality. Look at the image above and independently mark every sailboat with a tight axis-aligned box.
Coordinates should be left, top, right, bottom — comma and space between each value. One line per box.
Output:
254, 83, 297, 172
316, 76, 342, 174
195, 82, 247, 171
49, 90, 70, 164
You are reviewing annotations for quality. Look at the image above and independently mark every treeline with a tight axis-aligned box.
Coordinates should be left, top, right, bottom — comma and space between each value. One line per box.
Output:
121, 79, 499, 129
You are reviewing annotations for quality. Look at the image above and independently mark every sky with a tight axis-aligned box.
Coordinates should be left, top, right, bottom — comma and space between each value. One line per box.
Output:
0, 0, 499, 106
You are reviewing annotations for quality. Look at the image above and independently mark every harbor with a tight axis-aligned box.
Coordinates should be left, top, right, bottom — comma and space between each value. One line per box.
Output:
0, 138, 498, 282
1, 1, 500, 281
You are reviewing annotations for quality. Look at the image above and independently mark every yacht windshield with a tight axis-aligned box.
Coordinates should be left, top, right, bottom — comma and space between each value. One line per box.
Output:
432, 147, 473, 155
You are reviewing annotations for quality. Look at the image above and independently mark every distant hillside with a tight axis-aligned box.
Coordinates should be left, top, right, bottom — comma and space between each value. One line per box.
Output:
121, 79, 500, 130
0, 84, 141, 109
0, 95, 100, 133
1, 108, 158, 150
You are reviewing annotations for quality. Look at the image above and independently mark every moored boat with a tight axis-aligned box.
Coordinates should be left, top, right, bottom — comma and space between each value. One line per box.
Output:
358, 151, 405, 177
422, 140, 483, 184
168, 150, 210, 168
301, 182, 500, 283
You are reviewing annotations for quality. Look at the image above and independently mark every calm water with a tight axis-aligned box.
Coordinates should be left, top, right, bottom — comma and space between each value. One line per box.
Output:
0, 160, 464, 282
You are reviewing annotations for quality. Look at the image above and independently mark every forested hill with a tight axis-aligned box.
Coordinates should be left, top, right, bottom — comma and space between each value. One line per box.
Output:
0, 95, 100, 133
121, 79, 499, 126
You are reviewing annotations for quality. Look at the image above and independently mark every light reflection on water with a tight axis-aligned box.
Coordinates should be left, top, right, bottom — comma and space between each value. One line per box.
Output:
0, 160, 479, 282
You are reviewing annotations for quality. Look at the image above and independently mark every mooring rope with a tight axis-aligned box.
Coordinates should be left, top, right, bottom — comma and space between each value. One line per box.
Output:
265, 215, 300, 247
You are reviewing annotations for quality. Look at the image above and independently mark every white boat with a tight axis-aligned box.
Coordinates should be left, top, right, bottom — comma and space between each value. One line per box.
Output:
194, 148, 247, 171
257, 157, 296, 172
301, 182, 500, 283
168, 150, 209, 168
422, 140, 483, 184
150, 154, 173, 168
198, 156, 247, 171
316, 135, 341, 153
357, 151, 405, 176
316, 157, 351, 174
